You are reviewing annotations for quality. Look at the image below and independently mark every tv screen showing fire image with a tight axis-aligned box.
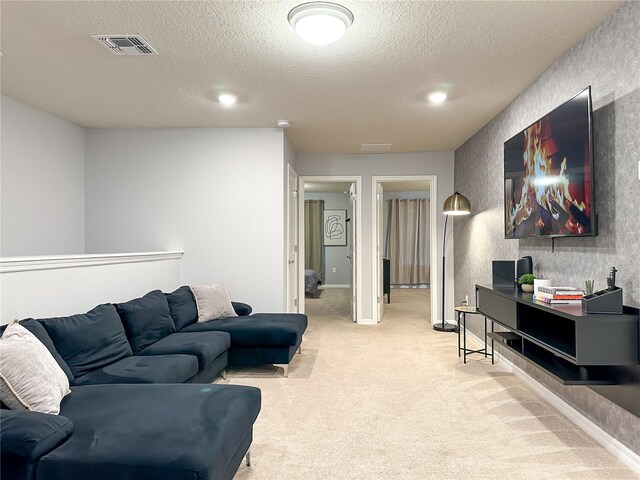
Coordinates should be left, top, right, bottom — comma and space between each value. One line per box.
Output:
504, 87, 595, 239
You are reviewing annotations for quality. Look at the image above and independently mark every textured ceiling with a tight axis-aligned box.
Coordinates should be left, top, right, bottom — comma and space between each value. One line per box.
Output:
0, 1, 621, 153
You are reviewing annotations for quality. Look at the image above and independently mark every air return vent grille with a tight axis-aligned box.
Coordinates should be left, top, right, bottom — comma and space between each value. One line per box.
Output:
91, 34, 158, 56
360, 143, 392, 153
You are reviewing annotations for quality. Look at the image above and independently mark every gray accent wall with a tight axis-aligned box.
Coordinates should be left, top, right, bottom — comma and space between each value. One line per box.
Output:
454, 3, 640, 453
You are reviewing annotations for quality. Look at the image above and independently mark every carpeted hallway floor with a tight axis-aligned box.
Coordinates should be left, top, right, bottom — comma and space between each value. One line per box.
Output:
227, 288, 638, 479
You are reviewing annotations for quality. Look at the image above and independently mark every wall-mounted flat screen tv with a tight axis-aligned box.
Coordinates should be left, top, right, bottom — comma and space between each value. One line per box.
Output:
504, 87, 596, 239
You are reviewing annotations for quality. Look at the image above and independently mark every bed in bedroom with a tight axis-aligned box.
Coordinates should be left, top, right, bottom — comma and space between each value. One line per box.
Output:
305, 269, 320, 296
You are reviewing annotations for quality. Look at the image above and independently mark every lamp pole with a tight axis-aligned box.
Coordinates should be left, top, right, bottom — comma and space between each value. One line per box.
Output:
434, 214, 456, 332
433, 191, 470, 332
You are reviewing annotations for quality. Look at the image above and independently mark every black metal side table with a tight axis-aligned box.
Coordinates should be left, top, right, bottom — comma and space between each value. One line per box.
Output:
455, 305, 494, 364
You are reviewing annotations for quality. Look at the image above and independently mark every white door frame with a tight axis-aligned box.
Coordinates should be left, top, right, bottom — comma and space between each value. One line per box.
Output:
286, 164, 299, 313
298, 175, 363, 324
371, 175, 438, 326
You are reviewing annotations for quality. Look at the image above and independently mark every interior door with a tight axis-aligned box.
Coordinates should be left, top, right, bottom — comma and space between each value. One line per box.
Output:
349, 183, 357, 322
376, 182, 384, 322
287, 167, 298, 312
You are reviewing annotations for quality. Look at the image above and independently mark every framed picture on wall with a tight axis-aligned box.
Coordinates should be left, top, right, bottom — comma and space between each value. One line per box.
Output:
324, 209, 347, 246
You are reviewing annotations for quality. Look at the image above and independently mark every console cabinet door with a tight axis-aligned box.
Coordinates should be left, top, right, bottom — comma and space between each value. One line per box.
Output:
477, 289, 517, 330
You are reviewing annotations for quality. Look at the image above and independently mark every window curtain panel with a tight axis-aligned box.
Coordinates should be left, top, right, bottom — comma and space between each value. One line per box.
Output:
386, 198, 430, 285
305, 200, 325, 284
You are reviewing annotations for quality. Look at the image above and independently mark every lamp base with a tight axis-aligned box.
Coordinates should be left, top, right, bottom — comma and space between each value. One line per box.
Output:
433, 323, 458, 333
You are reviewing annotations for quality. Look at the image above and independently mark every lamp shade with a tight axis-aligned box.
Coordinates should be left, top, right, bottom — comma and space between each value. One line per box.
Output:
443, 191, 471, 215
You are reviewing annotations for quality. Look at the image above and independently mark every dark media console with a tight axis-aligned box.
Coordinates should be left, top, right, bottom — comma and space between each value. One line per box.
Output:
476, 284, 640, 416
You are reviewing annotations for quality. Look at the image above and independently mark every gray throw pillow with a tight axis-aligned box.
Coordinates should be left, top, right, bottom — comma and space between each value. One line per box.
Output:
189, 284, 238, 323
0, 322, 70, 414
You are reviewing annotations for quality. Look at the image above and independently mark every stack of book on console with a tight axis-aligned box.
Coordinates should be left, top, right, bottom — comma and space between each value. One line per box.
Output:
534, 286, 584, 304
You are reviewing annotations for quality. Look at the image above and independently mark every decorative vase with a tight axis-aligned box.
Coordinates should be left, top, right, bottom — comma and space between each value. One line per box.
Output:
521, 284, 534, 293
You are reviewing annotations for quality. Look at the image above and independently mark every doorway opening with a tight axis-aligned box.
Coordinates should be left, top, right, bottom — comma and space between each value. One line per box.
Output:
298, 176, 362, 324
372, 176, 438, 326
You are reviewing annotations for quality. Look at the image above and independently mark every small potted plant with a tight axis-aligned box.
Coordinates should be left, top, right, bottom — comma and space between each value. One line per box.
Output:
519, 274, 535, 293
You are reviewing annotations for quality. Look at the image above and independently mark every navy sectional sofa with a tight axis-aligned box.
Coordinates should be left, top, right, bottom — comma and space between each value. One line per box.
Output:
1, 286, 308, 480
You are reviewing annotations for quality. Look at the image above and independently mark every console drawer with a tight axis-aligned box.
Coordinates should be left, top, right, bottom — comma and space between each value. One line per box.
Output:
477, 289, 517, 329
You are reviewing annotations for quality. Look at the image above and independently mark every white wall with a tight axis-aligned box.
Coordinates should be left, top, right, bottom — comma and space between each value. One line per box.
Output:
1, 96, 85, 256
0, 252, 182, 323
305, 192, 352, 285
84, 128, 287, 312
296, 152, 455, 322
284, 132, 296, 171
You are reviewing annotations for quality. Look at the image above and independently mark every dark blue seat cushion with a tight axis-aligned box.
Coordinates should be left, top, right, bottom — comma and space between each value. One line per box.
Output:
180, 313, 308, 347
138, 332, 230, 370
39, 304, 132, 379
19, 319, 74, 383
72, 355, 198, 386
39, 384, 261, 480
115, 290, 176, 354
165, 286, 198, 331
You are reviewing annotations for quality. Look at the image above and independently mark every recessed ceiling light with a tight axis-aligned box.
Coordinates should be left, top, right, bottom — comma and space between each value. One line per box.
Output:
428, 91, 448, 104
218, 93, 237, 106
288, 2, 354, 45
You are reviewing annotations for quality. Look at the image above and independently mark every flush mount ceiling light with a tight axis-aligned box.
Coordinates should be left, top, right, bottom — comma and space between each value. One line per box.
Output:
288, 2, 354, 45
218, 93, 238, 106
276, 119, 291, 128
428, 91, 448, 105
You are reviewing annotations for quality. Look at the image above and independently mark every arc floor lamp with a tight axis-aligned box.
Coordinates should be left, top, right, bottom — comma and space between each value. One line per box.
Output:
433, 191, 471, 332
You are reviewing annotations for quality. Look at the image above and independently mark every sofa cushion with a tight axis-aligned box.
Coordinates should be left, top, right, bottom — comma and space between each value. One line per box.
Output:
115, 290, 176, 354
0, 322, 71, 415
138, 332, 230, 370
190, 284, 237, 322
39, 304, 132, 379
165, 286, 198, 331
39, 384, 261, 480
19, 319, 74, 383
180, 313, 308, 347
0, 409, 73, 459
231, 301, 252, 316
72, 354, 198, 386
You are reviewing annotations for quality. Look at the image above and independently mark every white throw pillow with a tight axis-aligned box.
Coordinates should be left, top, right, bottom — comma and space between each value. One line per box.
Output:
0, 322, 71, 414
190, 284, 238, 323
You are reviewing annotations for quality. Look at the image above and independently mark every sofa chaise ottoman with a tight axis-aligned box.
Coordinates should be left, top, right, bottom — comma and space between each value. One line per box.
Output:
167, 286, 308, 377
1, 383, 261, 480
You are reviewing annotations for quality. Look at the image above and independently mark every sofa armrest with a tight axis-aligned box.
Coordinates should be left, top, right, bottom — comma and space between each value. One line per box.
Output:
231, 302, 252, 316
0, 410, 73, 460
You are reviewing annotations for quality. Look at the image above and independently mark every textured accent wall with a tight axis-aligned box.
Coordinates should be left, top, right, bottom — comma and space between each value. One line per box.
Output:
454, 2, 640, 453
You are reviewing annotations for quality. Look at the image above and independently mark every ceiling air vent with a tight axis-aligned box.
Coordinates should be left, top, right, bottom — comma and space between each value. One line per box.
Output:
360, 144, 392, 153
91, 34, 158, 56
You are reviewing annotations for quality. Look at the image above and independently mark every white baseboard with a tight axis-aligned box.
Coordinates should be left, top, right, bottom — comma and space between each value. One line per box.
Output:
358, 318, 376, 325
464, 329, 640, 474
391, 284, 430, 289
319, 284, 350, 289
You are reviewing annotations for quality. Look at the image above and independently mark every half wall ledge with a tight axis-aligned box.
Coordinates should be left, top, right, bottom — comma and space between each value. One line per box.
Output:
0, 251, 184, 273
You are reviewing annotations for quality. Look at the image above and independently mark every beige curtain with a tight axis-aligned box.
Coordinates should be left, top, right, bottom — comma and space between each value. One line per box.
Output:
305, 200, 325, 283
386, 198, 430, 285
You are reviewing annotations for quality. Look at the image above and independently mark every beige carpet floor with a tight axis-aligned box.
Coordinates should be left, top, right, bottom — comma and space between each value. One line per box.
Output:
225, 288, 638, 479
